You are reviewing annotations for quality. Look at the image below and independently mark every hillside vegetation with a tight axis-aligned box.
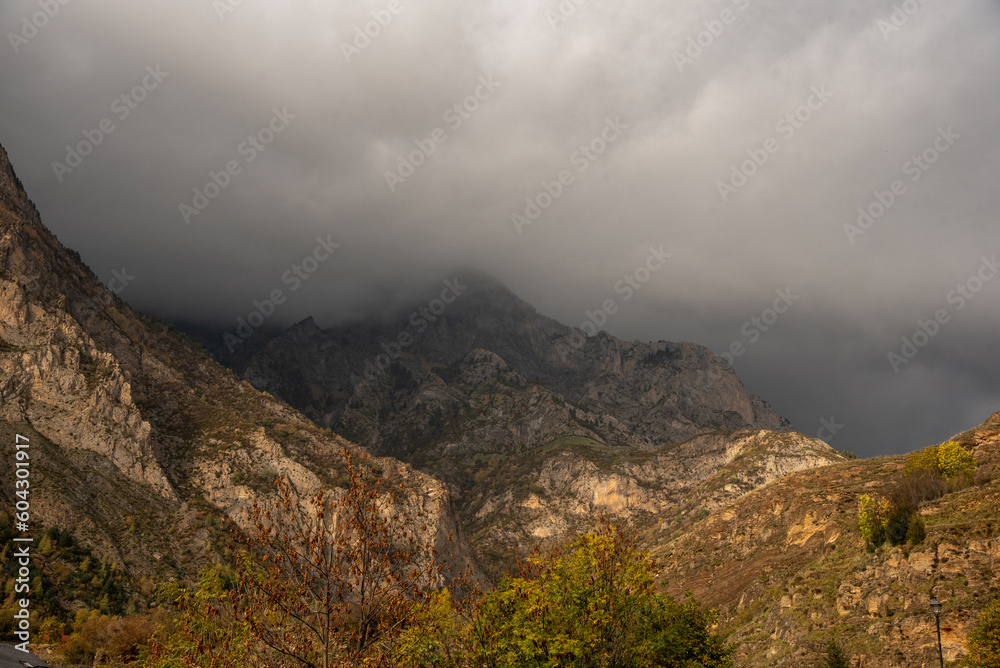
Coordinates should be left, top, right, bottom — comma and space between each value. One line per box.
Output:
656, 411, 1000, 665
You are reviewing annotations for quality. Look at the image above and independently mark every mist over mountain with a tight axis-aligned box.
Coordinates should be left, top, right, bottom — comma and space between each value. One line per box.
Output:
198, 268, 837, 579
223, 274, 790, 443
3, 0, 1000, 663
2, 1, 999, 458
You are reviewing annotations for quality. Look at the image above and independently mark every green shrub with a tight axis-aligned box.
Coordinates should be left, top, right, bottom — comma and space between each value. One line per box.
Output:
884, 506, 912, 546
465, 525, 734, 667
823, 639, 851, 668
906, 514, 926, 545
859, 501, 923, 548
964, 598, 1000, 667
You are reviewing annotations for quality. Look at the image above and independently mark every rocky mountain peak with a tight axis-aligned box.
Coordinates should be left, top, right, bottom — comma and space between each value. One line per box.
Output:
0, 143, 40, 227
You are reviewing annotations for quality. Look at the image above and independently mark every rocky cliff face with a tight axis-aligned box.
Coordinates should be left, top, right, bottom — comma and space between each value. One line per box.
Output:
461, 428, 843, 576
0, 143, 480, 598
231, 276, 838, 576
655, 411, 1000, 666
238, 277, 792, 451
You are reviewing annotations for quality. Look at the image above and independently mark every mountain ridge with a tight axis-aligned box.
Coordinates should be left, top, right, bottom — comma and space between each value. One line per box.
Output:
654, 410, 1000, 666
236, 274, 793, 446
0, 141, 482, 601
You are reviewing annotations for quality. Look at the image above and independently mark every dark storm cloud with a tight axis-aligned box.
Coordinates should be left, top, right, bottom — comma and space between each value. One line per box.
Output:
1, 0, 998, 456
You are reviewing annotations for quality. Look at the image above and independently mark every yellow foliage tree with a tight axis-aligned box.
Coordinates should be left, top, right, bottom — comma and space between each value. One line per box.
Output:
905, 441, 975, 484
857, 494, 892, 549
964, 598, 1000, 667
937, 441, 976, 484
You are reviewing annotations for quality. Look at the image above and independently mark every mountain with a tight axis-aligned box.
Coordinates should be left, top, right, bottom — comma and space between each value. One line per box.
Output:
236, 276, 792, 450
655, 410, 1000, 666
215, 227, 1000, 666
0, 142, 479, 619
9, 138, 996, 665
225, 276, 838, 574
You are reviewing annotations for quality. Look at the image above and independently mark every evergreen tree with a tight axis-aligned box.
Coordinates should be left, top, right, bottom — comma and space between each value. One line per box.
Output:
823, 639, 850, 668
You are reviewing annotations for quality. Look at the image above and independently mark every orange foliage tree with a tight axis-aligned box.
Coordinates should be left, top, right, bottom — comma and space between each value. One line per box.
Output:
144, 447, 466, 668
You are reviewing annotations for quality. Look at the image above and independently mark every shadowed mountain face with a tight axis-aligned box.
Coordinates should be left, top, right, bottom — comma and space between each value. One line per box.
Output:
238, 276, 793, 457
233, 275, 822, 574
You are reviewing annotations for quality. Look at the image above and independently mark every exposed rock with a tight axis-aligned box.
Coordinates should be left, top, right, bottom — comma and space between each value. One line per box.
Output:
236, 279, 792, 452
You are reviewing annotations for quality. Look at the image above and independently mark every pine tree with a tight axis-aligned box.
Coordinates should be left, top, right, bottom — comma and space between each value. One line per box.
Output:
823, 639, 850, 668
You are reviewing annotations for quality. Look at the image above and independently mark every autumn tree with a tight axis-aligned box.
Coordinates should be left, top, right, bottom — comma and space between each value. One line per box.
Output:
964, 598, 1000, 668
144, 447, 464, 668
141, 566, 264, 667
461, 518, 733, 668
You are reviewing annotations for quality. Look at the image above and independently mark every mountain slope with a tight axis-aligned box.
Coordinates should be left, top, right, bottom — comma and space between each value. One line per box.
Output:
655, 410, 1000, 666
0, 143, 480, 616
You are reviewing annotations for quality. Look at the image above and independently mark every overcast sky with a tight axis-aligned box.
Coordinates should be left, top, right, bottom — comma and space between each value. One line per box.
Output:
2, 0, 999, 457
